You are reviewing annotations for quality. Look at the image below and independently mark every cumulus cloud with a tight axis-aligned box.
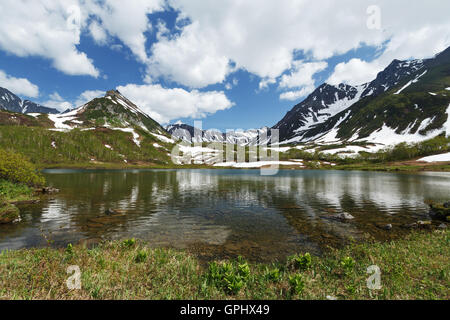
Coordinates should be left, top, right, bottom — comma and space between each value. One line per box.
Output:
117, 84, 234, 123
279, 61, 327, 89
86, 0, 164, 63
0, 0, 99, 77
1, 0, 450, 93
327, 59, 382, 86
145, 0, 450, 88
74, 90, 104, 107
42, 92, 73, 111
148, 21, 231, 88
89, 21, 108, 45
0, 70, 39, 98
280, 86, 316, 101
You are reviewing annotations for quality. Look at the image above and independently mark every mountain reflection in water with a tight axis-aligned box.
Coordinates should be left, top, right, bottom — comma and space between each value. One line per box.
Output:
1, 169, 449, 262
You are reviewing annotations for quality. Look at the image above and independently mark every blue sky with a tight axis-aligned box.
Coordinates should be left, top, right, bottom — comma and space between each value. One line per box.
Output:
0, 1, 448, 131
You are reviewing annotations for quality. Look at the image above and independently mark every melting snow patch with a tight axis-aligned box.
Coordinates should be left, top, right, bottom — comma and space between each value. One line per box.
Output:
213, 161, 305, 168
394, 70, 427, 95
418, 152, 450, 162
150, 132, 175, 144
111, 128, 141, 147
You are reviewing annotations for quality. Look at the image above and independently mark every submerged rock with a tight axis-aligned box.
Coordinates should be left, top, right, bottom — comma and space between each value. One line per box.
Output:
105, 208, 126, 216
331, 212, 354, 221
0, 203, 20, 224
41, 187, 60, 194
402, 222, 418, 229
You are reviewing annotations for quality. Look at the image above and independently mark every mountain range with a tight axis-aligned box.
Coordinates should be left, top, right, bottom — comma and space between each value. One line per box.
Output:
0, 87, 59, 114
1, 46, 450, 152
169, 46, 450, 147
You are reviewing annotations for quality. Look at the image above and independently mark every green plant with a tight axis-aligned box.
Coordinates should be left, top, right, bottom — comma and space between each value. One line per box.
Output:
265, 267, 281, 282
65, 243, 74, 255
289, 274, 305, 295
135, 250, 148, 263
207, 259, 249, 295
122, 238, 136, 248
290, 252, 312, 271
237, 257, 250, 280
341, 256, 355, 273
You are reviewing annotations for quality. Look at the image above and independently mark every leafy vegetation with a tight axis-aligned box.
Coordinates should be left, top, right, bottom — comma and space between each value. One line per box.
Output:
0, 179, 33, 202
0, 126, 173, 167
0, 230, 448, 299
280, 135, 450, 166
0, 202, 20, 224
0, 149, 44, 187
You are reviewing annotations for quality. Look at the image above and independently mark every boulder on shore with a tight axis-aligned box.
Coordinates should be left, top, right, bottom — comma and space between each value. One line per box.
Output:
41, 187, 60, 194
0, 203, 20, 224
428, 201, 450, 221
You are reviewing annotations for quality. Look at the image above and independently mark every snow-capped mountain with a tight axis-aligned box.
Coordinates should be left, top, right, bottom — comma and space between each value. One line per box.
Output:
0, 87, 59, 114
47, 90, 171, 143
166, 123, 272, 146
274, 46, 450, 146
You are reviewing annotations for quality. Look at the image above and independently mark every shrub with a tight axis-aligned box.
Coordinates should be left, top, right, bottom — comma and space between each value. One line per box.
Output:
0, 149, 45, 187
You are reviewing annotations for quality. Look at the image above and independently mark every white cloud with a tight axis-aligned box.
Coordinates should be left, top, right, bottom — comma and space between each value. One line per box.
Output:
280, 86, 316, 101
1, 0, 450, 90
74, 90, 104, 107
259, 78, 276, 90
144, 0, 450, 88
86, 0, 164, 63
89, 21, 108, 45
279, 61, 327, 89
148, 21, 231, 88
0, 70, 39, 98
0, 0, 99, 77
327, 59, 382, 86
117, 84, 234, 123
42, 92, 73, 111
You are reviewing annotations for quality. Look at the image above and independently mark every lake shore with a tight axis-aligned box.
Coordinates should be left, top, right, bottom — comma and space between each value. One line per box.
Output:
0, 229, 448, 300
38, 160, 450, 172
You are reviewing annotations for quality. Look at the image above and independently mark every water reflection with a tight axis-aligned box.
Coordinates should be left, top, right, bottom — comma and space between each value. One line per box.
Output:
1, 169, 449, 262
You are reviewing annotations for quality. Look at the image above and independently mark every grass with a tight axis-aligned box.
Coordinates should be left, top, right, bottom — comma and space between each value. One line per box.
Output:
0, 179, 36, 202
0, 230, 448, 300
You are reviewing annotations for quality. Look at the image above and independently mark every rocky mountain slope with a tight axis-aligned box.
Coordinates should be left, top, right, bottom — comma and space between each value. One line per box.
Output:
274, 47, 450, 146
0, 87, 59, 114
0, 90, 175, 166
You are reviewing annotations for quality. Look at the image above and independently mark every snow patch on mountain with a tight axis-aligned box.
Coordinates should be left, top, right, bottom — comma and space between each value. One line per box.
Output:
418, 152, 450, 162
394, 70, 427, 95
